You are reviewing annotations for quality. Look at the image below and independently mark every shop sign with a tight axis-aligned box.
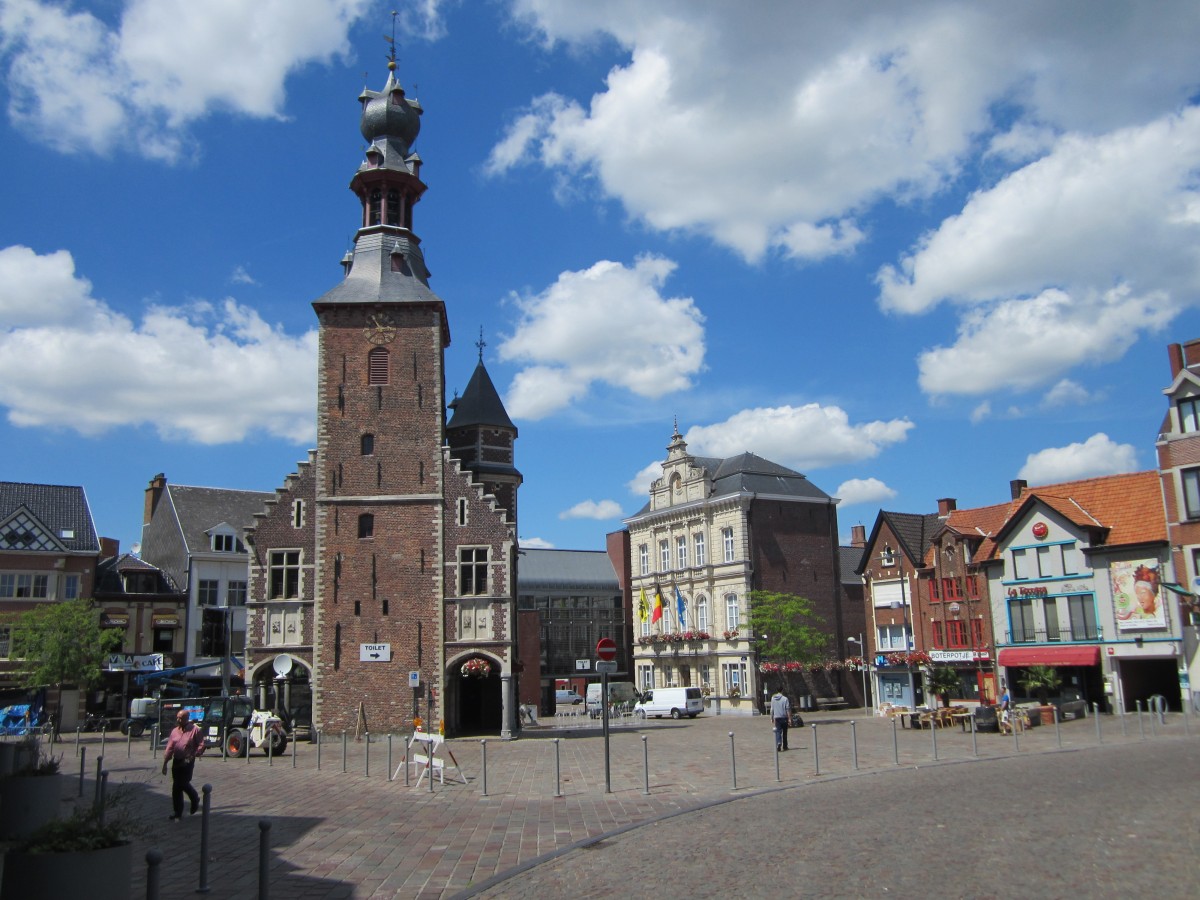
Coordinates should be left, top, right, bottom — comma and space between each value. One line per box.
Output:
1007, 586, 1048, 598
151, 615, 181, 627
930, 650, 990, 663
104, 653, 164, 672
100, 613, 130, 627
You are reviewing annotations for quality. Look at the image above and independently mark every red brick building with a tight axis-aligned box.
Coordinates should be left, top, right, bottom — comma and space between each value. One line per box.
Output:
244, 55, 520, 738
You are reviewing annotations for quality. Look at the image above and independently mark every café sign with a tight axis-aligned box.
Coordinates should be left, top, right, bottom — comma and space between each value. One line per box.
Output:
929, 650, 990, 663
104, 653, 164, 672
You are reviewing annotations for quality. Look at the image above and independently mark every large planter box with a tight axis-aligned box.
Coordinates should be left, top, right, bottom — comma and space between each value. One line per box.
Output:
1, 840, 132, 899
0, 773, 62, 839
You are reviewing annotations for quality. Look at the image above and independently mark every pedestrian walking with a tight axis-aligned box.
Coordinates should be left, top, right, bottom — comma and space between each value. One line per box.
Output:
770, 689, 791, 751
163, 708, 206, 820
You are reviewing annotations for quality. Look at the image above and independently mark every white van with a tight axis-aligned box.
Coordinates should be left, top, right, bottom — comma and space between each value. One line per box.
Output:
586, 681, 639, 718
634, 686, 703, 719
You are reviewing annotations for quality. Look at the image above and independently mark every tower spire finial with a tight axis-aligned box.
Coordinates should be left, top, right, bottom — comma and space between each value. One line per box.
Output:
385, 9, 398, 71
476, 326, 487, 362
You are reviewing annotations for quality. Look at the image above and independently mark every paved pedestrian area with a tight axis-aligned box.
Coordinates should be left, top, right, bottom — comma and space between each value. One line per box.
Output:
16, 708, 1200, 897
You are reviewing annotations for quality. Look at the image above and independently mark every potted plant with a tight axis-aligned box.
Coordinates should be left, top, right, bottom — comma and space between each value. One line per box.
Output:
1019, 665, 1063, 725
926, 667, 960, 709
1, 791, 142, 900
0, 739, 63, 840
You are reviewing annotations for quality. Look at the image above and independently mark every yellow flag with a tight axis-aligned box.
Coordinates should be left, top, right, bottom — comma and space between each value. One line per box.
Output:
637, 587, 649, 622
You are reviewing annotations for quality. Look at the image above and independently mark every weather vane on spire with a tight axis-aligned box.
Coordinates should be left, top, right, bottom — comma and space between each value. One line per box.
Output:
385, 10, 399, 70
476, 327, 487, 362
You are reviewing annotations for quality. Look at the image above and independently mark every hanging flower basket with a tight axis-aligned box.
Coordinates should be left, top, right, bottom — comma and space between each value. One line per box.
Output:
460, 659, 492, 679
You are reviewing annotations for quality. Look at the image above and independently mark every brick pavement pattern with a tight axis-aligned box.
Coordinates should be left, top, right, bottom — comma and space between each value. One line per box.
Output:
15, 708, 1200, 898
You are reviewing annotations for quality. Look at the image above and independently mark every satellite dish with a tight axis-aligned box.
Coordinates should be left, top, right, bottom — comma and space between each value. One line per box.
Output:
272, 654, 294, 676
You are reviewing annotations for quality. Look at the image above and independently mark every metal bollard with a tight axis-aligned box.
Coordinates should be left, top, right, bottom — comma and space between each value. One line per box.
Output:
292, 734, 297, 769
1094, 703, 1102, 743
404, 734, 410, 786
970, 716, 978, 757
892, 717, 899, 766
812, 724, 820, 775
387, 734, 393, 781
94, 755, 104, 808
553, 738, 562, 797
101, 721, 107, 755
316, 730, 322, 770
1054, 706, 1062, 748
931, 716, 939, 761
258, 819, 272, 900
1137, 700, 1146, 740
268, 729, 273, 767
75, 725, 81, 754
127, 725, 132, 758
79, 745, 87, 797
150, 723, 158, 755
197, 784, 212, 893
342, 731, 347, 774
1013, 714, 1020, 752
97, 771, 109, 826
729, 732, 737, 790
146, 847, 164, 900
1120, 705, 1128, 737
481, 739, 489, 796
850, 720, 858, 770
364, 731, 370, 777
642, 735, 651, 794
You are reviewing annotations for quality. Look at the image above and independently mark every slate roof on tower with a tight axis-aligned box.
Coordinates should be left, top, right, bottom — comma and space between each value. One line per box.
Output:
447, 360, 517, 433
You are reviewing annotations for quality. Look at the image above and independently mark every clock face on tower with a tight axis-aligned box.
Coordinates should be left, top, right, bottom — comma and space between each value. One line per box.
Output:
364, 312, 397, 344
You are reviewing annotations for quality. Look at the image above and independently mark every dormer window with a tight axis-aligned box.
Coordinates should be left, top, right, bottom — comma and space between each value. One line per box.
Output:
212, 533, 235, 552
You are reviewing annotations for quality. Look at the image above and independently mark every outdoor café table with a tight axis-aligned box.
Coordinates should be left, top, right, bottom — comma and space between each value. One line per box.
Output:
950, 711, 973, 732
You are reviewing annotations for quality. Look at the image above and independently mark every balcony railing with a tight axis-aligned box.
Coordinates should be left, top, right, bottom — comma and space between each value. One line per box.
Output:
1004, 624, 1101, 644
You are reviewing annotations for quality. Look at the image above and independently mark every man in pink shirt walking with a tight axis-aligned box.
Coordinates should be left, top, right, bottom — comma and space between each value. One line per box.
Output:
162, 708, 206, 820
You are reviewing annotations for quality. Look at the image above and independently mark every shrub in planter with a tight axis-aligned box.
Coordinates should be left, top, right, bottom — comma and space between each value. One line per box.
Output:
1, 791, 144, 900
0, 745, 63, 840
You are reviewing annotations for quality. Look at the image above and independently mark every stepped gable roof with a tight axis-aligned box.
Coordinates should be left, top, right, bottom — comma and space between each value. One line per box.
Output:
447, 360, 516, 433
518, 548, 619, 591
166, 485, 273, 553
0, 482, 99, 553
709, 452, 833, 501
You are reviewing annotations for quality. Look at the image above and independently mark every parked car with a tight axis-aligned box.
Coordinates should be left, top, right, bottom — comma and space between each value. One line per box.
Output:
555, 689, 583, 706
586, 681, 640, 718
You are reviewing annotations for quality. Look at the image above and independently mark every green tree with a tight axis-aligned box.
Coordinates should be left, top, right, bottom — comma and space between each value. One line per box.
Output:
1019, 665, 1062, 704
746, 591, 829, 663
927, 666, 961, 708
10, 598, 122, 698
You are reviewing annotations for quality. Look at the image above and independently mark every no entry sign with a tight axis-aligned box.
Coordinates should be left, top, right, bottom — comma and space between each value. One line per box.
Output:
595, 637, 617, 662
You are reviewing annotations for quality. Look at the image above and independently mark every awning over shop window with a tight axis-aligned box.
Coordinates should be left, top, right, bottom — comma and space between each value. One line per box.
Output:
151, 615, 181, 628
998, 646, 1101, 667
100, 613, 129, 627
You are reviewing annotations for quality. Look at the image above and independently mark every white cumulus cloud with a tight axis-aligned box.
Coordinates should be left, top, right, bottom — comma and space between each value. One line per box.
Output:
683, 405, 913, 472
559, 499, 623, 521
835, 478, 896, 507
0, 245, 316, 442
499, 256, 705, 420
1018, 433, 1139, 485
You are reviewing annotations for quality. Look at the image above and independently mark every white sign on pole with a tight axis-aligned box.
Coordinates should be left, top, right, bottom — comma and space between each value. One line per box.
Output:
409, 671, 420, 687
360, 643, 392, 662
575, 659, 591, 671
596, 660, 618, 674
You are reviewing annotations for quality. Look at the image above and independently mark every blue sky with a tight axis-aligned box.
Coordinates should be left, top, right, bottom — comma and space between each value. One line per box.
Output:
3, 1, 1200, 554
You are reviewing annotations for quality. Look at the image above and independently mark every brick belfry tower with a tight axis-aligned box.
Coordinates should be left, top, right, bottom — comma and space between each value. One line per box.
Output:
309, 47, 520, 739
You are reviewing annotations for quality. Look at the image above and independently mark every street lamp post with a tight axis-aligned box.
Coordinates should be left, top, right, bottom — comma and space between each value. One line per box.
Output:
756, 634, 768, 715
847, 634, 869, 716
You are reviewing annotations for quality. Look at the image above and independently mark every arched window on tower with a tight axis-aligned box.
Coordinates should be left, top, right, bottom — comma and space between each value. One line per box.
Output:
387, 189, 401, 227
368, 347, 389, 385
369, 189, 382, 226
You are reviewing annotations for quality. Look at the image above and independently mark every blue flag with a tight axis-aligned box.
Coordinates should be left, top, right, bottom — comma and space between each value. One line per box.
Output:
675, 585, 687, 630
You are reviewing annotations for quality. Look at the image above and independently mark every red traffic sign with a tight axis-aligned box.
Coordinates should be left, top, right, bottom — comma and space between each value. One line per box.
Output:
595, 637, 617, 661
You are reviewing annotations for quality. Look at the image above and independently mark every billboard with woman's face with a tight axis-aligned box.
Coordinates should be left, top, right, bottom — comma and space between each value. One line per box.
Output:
1111, 559, 1166, 630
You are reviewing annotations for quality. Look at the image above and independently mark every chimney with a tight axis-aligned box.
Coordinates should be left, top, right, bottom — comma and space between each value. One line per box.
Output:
850, 524, 866, 547
1010, 479, 1028, 500
937, 498, 957, 517
99, 537, 119, 559
144, 473, 167, 526
1169, 342, 1184, 378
